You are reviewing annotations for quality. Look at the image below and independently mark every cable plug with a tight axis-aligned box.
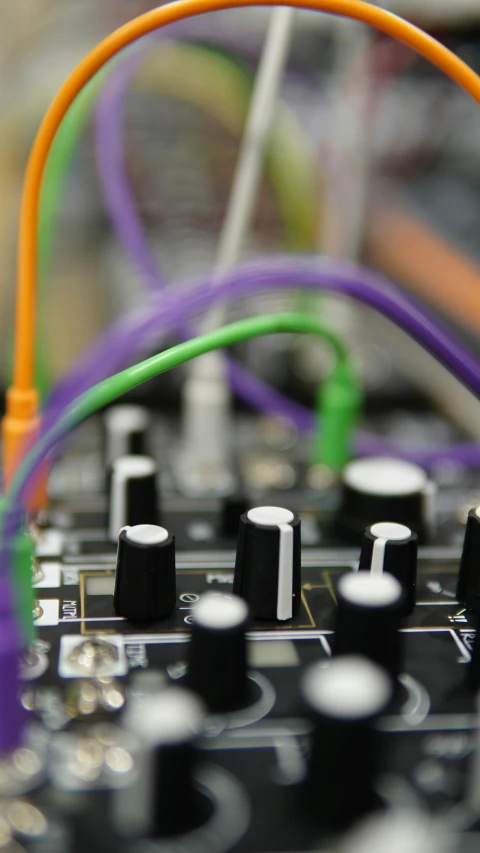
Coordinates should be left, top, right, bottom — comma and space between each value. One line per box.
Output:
0, 498, 35, 650
11, 531, 36, 651
313, 359, 362, 473
2, 387, 47, 511
178, 353, 235, 496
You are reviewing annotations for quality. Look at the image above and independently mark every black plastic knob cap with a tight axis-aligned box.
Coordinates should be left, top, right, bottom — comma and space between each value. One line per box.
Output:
359, 521, 418, 615
468, 616, 480, 692
334, 571, 404, 678
458, 508, 480, 613
301, 656, 392, 829
338, 456, 435, 543
117, 687, 206, 837
113, 524, 176, 620
185, 592, 249, 712
108, 455, 159, 541
233, 506, 301, 621
219, 494, 249, 538
103, 404, 150, 467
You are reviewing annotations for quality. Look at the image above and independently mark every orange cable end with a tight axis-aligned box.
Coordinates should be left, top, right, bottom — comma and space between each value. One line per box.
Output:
2, 387, 47, 512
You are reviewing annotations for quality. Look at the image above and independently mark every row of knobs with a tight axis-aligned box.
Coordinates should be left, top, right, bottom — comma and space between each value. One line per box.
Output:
116, 501, 480, 707
110, 514, 421, 840
106, 408, 423, 630
116, 647, 455, 846
113, 517, 412, 718
112, 507, 303, 623
114, 654, 393, 838
112, 525, 454, 842
113, 518, 477, 843
103, 407, 468, 847
104, 405, 436, 543
104, 404, 245, 541
113, 512, 417, 630
112, 577, 396, 837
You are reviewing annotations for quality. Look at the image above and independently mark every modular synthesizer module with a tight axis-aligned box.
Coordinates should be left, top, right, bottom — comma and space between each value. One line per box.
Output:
3, 409, 478, 853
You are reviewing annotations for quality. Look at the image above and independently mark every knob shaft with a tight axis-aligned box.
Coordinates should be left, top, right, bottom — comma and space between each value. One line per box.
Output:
233, 506, 301, 621
457, 507, 480, 613
113, 524, 176, 620
108, 455, 159, 541
465, 693, 480, 814
115, 687, 206, 837
359, 522, 418, 615
186, 592, 249, 712
219, 494, 249, 539
338, 456, 435, 542
301, 656, 392, 829
103, 404, 150, 468
334, 571, 404, 678
468, 615, 480, 692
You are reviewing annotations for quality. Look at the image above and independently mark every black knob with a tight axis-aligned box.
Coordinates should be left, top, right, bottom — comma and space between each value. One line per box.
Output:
457, 508, 480, 613
103, 404, 150, 467
113, 524, 176, 620
115, 686, 207, 837
359, 522, 418, 615
233, 506, 301, 621
468, 616, 480, 692
338, 456, 435, 543
300, 656, 392, 829
185, 592, 249, 712
334, 571, 404, 678
219, 494, 249, 538
108, 455, 159, 541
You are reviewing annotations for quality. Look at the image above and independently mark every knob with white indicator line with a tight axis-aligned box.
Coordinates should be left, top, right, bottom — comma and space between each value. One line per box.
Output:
457, 507, 480, 613
359, 522, 418, 615
233, 506, 301, 621
113, 524, 176, 621
338, 456, 435, 542
334, 571, 404, 678
108, 455, 159, 541
103, 404, 151, 467
185, 592, 249, 712
301, 656, 392, 829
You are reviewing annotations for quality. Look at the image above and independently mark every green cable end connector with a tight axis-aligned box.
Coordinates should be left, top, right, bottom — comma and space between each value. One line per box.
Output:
5, 312, 357, 528
313, 360, 362, 473
11, 531, 36, 650
0, 497, 36, 649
